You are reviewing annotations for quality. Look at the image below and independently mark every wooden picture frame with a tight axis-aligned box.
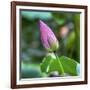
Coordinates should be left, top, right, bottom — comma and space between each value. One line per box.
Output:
11, 1, 88, 89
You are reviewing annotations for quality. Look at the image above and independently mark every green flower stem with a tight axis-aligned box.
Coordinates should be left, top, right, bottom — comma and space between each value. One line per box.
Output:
55, 53, 65, 76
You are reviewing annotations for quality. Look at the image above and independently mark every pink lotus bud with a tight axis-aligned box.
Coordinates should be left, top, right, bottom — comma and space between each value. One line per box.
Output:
39, 20, 59, 52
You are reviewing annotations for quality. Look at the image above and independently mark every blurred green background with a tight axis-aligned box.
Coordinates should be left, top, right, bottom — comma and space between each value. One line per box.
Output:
20, 10, 80, 78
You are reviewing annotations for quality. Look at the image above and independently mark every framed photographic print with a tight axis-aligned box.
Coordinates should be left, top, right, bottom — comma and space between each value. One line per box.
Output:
11, 1, 88, 89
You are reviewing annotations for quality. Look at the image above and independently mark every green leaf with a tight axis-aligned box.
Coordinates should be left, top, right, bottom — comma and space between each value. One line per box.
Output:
59, 56, 78, 75
40, 54, 79, 76
48, 58, 64, 75
40, 55, 52, 73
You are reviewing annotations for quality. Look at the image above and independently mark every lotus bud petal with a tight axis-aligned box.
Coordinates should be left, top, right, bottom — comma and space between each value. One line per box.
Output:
39, 20, 59, 52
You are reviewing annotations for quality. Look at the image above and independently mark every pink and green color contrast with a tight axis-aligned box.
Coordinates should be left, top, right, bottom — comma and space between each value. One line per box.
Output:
39, 20, 59, 52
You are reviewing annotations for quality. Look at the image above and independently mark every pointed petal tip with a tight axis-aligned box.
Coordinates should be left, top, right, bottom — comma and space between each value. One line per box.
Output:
39, 20, 44, 25
39, 20, 46, 31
